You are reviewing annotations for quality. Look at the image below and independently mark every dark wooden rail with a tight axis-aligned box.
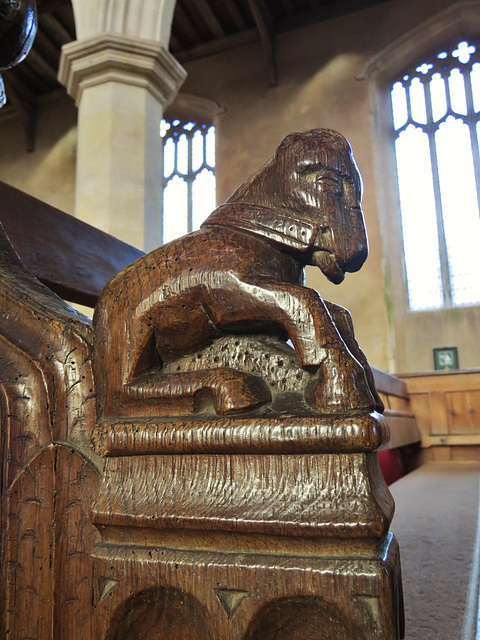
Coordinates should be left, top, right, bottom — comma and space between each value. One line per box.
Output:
0, 180, 144, 306
373, 366, 421, 449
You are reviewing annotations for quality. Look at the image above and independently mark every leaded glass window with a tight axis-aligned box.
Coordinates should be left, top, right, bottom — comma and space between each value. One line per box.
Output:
391, 39, 480, 311
161, 119, 216, 244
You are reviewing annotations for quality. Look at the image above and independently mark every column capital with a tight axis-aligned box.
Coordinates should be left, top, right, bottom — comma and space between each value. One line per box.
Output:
58, 33, 186, 107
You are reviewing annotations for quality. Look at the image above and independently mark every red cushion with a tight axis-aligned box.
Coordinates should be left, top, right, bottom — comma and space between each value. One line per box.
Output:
378, 448, 405, 486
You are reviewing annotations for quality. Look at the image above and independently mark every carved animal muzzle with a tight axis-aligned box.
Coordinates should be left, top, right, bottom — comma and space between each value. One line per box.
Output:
310, 237, 368, 284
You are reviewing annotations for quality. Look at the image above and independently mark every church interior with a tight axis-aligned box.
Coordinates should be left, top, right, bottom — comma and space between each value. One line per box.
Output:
2, 0, 480, 637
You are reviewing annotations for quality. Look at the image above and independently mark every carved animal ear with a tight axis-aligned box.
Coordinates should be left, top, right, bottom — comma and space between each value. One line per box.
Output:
275, 132, 303, 158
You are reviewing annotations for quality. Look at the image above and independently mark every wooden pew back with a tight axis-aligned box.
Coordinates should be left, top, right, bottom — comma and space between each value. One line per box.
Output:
0, 180, 144, 307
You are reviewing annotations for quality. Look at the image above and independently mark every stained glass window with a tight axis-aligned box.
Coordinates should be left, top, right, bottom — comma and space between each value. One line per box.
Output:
161, 119, 216, 244
391, 39, 480, 310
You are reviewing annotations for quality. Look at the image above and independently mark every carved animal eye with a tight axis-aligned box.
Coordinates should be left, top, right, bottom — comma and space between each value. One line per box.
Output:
317, 176, 342, 195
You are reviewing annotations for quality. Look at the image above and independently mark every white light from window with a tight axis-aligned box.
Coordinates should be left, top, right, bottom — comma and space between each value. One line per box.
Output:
453, 41, 476, 64
409, 77, 427, 124
430, 73, 447, 122
192, 130, 204, 172
163, 175, 189, 243
161, 120, 216, 244
436, 117, 480, 306
392, 82, 408, 130
206, 126, 215, 167
449, 68, 468, 115
391, 39, 480, 310
163, 137, 175, 178
472, 63, 480, 112
395, 125, 444, 310
192, 168, 216, 230
177, 134, 189, 175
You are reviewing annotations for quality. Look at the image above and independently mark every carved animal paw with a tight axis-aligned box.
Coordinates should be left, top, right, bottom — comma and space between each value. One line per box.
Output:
204, 368, 272, 414
304, 353, 376, 415
124, 367, 271, 416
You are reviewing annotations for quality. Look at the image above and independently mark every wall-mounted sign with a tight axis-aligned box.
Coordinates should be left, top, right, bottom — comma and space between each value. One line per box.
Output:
433, 347, 459, 371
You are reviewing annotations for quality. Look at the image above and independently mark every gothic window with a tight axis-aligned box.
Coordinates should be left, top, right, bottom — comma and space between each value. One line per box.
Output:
391, 39, 480, 311
161, 119, 216, 244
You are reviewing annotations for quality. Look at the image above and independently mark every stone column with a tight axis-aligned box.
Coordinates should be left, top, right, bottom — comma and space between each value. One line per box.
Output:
59, 34, 186, 250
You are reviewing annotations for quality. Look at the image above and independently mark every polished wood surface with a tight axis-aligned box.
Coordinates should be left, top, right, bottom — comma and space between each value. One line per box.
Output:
0, 129, 404, 638
373, 367, 420, 450
0, 180, 144, 306
91, 129, 404, 639
94, 129, 381, 422
400, 369, 480, 461
0, 222, 99, 638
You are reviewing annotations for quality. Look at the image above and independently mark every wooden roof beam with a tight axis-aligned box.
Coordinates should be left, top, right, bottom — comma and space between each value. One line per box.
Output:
37, 0, 71, 14
279, 0, 297, 14
248, 0, 277, 87
33, 28, 61, 67
223, 0, 248, 30
193, 0, 225, 39
25, 48, 59, 84
275, 0, 391, 33
169, 32, 183, 53
41, 13, 73, 45
174, 28, 258, 64
174, 3, 204, 48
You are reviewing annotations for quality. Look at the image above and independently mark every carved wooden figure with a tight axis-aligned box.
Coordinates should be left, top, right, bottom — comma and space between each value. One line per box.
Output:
91, 129, 404, 639
0, 129, 403, 638
0, 221, 99, 638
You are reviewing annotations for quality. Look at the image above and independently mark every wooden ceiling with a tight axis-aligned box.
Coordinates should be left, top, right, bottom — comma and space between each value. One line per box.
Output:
1, 0, 75, 149
1, 0, 391, 147
171, 0, 391, 63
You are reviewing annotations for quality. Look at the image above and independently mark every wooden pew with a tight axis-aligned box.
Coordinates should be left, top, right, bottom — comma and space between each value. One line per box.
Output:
400, 369, 480, 461
0, 182, 143, 638
0, 179, 421, 473
373, 367, 421, 450
0, 179, 480, 640
0, 180, 144, 306
372, 368, 421, 484
0, 179, 408, 638
8, 179, 480, 639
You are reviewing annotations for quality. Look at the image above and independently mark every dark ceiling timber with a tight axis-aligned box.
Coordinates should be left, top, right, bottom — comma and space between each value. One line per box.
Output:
1, 0, 391, 148
170, 0, 392, 62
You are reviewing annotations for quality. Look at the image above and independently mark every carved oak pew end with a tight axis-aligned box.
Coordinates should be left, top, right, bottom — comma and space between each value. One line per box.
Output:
0, 129, 405, 639
90, 129, 404, 639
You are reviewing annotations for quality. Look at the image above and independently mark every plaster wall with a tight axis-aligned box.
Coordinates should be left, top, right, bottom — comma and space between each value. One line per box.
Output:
178, 0, 480, 373
0, 97, 77, 215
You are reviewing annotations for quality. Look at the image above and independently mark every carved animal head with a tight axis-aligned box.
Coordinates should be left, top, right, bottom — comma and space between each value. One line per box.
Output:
203, 129, 368, 284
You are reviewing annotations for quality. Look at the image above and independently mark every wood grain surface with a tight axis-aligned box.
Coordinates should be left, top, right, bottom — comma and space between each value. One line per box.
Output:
0, 225, 100, 638
0, 182, 144, 306
90, 130, 403, 639
0, 129, 404, 638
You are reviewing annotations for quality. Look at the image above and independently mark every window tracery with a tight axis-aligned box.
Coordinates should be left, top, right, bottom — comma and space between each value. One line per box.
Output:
391, 38, 480, 310
161, 118, 216, 244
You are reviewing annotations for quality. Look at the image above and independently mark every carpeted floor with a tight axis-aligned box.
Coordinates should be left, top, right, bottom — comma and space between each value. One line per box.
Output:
390, 462, 480, 640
